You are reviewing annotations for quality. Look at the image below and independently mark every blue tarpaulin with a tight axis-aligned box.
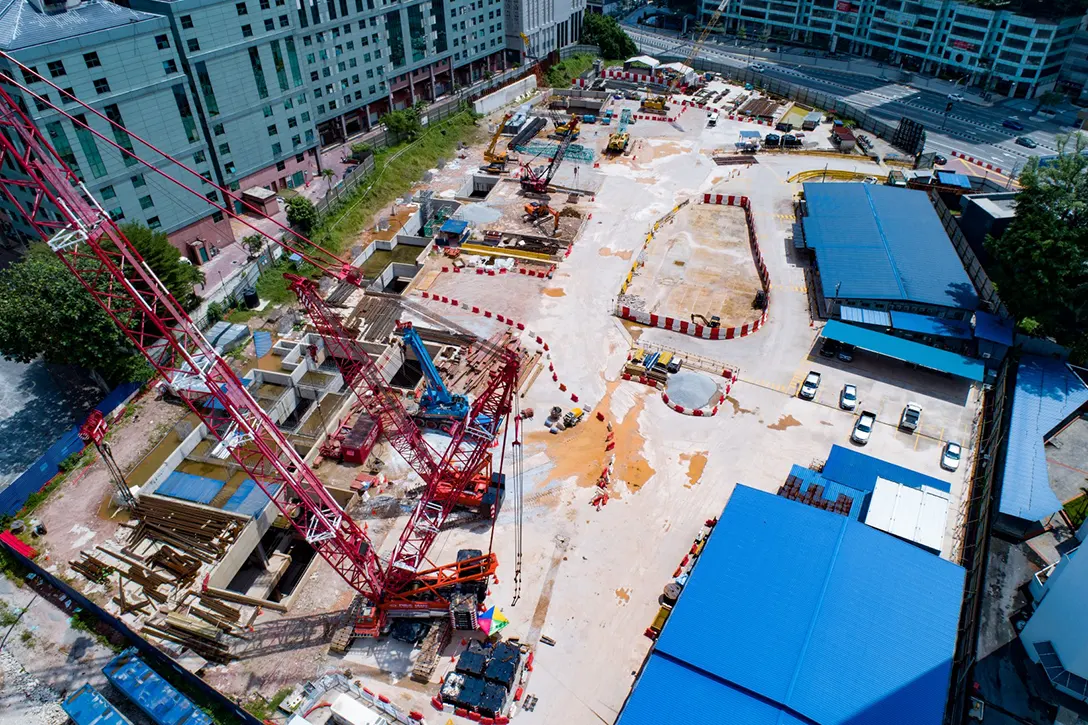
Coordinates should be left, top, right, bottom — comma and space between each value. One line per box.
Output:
936, 170, 972, 189
440, 219, 468, 235
222, 480, 280, 517
889, 311, 973, 340
739, 129, 761, 139
253, 330, 273, 359
155, 471, 225, 505
821, 320, 985, 382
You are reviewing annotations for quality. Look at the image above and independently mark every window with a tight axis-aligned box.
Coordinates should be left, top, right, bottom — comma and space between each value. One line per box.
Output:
267, 124, 278, 136
224, 161, 236, 174
147, 216, 161, 229
279, 14, 289, 27
310, 71, 319, 81
340, 79, 348, 90
48, 121, 83, 177
139, 195, 155, 210
297, 92, 307, 105
219, 142, 231, 154
131, 174, 146, 188
104, 104, 137, 166
264, 18, 275, 31
260, 0, 269, 7
108, 207, 124, 221
93, 78, 111, 94
83, 52, 101, 69
33, 94, 50, 112
242, 24, 253, 37
163, 59, 178, 74
263, 105, 274, 117
322, 67, 331, 77
100, 185, 116, 199
366, 68, 373, 78
276, 160, 286, 171
288, 116, 298, 127
180, 14, 193, 28
306, 53, 315, 64
236, 2, 248, 14
347, 41, 354, 50
303, 35, 312, 46
194, 150, 207, 163
211, 211, 224, 223
20, 66, 38, 84
305, 129, 313, 143
301, 111, 310, 122
187, 38, 200, 52
249, 47, 269, 98
368, 85, 375, 94
317, 103, 324, 114
349, 58, 356, 67
337, 61, 346, 72
354, 90, 361, 100
72, 114, 108, 178
284, 97, 294, 109
47, 60, 66, 78
213, 123, 225, 136
295, 153, 304, 162
62, 88, 76, 104
292, 133, 301, 146
172, 84, 200, 143
351, 73, 359, 84
271, 142, 282, 154
206, 190, 218, 202
155, 34, 170, 49
314, 88, 322, 98
328, 99, 337, 110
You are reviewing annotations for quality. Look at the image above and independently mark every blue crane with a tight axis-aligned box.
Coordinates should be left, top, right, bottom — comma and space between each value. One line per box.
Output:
398, 322, 471, 432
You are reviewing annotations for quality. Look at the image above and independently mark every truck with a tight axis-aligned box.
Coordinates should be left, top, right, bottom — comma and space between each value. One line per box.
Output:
899, 402, 922, 432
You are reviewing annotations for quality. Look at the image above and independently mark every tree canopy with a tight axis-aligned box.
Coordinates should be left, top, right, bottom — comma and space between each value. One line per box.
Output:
286, 195, 319, 234
382, 101, 429, 142
581, 14, 638, 61
0, 222, 207, 386
986, 134, 1088, 358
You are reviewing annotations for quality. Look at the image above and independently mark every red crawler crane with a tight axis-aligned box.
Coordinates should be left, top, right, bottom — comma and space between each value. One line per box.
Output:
0, 57, 521, 641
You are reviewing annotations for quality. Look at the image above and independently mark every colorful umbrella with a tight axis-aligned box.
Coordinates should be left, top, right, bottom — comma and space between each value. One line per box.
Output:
478, 606, 509, 635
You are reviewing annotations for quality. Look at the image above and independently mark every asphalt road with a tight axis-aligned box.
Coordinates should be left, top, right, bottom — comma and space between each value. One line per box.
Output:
627, 27, 1078, 174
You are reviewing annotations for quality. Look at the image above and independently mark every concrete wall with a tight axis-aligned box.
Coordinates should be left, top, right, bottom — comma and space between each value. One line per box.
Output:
207, 500, 279, 589
474, 75, 538, 115
138, 422, 208, 496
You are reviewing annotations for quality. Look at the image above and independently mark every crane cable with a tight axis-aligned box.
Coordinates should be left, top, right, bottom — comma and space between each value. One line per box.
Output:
510, 396, 524, 607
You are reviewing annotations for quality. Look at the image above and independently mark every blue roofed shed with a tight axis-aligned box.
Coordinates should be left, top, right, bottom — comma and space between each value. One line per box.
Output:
63, 684, 133, 725
104, 648, 212, 725
801, 184, 978, 313
936, 170, 972, 189
822, 444, 953, 494
890, 310, 973, 340
999, 356, 1088, 523
821, 320, 985, 382
617, 486, 966, 725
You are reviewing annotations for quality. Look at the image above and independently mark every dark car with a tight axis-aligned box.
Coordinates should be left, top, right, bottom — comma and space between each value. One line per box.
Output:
933, 154, 948, 165
819, 339, 841, 358
837, 343, 856, 363
1016, 136, 1038, 148
1002, 118, 1025, 131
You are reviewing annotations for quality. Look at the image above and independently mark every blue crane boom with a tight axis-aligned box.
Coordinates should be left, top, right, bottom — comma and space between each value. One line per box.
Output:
398, 322, 471, 430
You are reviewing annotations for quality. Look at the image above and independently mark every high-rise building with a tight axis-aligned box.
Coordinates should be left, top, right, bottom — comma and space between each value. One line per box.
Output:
505, 0, 585, 61
702, 0, 1083, 98
0, 0, 507, 260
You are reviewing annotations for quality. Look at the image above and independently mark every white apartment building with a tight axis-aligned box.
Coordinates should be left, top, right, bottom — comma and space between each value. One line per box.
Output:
505, 0, 586, 60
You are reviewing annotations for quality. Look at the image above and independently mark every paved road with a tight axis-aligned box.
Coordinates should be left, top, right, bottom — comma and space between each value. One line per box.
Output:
628, 27, 1079, 174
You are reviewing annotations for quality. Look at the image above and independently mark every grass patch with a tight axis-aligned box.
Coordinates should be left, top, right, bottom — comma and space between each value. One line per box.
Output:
224, 307, 258, 324
243, 687, 294, 719
253, 259, 322, 306
20, 629, 34, 647
360, 244, 426, 278
0, 599, 21, 626
543, 54, 624, 87
1065, 491, 1088, 528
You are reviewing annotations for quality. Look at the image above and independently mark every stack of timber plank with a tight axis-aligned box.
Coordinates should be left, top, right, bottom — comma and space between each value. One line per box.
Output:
129, 496, 247, 562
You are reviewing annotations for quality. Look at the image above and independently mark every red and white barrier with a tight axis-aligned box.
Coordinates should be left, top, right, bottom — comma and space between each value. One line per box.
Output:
662, 390, 726, 417
949, 150, 1003, 175
440, 264, 555, 279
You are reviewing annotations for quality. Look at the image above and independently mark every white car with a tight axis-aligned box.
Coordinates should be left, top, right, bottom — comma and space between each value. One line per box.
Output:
799, 371, 821, 400
942, 441, 963, 471
947, 92, 965, 102
751, 63, 767, 72
840, 384, 857, 411
852, 411, 876, 445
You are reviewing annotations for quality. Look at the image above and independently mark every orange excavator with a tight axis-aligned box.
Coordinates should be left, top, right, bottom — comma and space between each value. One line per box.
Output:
524, 202, 560, 236
481, 112, 513, 173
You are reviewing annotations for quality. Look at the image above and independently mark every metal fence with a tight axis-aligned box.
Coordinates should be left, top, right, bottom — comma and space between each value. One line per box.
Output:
314, 154, 377, 216
929, 191, 1007, 317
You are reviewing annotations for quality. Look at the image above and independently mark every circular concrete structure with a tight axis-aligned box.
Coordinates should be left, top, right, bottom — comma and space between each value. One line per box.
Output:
662, 372, 724, 417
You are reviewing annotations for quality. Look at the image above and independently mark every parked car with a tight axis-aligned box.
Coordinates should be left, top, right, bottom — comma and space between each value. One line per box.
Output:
899, 402, 923, 432
799, 371, 821, 400
837, 343, 856, 363
941, 441, 962, 471
840, 384, 858, 411
819, 339, 840, 358
947, 92, 965, 102
1016, 136, 1038, 148
933, 154, 948, 165
1002, 118, 1025, 130
851, 410, 876, 445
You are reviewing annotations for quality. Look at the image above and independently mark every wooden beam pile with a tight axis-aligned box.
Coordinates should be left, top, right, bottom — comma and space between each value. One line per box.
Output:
143, 611, 235, 663
129, 496, 247, 562
441, 331, 540, 399
70, 549, 172, 604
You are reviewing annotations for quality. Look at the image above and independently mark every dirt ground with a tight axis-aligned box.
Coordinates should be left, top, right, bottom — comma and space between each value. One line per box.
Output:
624, 203, 762, 325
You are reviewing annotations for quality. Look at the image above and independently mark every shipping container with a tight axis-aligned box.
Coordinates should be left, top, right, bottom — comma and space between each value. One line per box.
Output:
62, 683, 134, 725
103, 648, 212, 725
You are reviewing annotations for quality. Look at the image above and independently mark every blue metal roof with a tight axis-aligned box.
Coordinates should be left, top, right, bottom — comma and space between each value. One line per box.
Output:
221, 479, 280, 517
936, 171, 972, 189
788, 464, 867, 519
155, 471, 225, 505
0, 0, 162, 51
822, 444, 952, 495
739, 130, 761, 139
821, 320, 985, 382
439, 219, 468, 234
618, 486, 965, 725
839, 304, 891, 327
889, 311, 973, 340
104, 649, 212, 725
973, 311, 1014, 347
999, 356, 1088, 522
63, 684, 133, 725
802, 184, 979, 310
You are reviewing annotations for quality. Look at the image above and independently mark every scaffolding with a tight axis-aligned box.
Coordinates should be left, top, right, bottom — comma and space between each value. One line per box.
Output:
514, 142, 595, 164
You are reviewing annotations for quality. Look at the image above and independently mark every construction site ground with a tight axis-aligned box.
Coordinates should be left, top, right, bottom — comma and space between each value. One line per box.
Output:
7, 93, 981, 725
623, 201, 762, 326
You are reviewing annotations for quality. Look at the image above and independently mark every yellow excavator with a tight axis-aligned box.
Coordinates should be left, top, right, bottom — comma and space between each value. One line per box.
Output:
606, 132, 630, 154
552, 115, 580, 140
641, 0, 732, 114
691, 313, 721, 328
481, 112, 513, 173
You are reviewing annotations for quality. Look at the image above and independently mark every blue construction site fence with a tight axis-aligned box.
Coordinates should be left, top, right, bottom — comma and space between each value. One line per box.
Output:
0, 537, 261, 725
0, 381, 143, 517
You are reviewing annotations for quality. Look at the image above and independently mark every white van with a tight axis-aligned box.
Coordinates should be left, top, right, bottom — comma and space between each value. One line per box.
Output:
707, 111, 719, 127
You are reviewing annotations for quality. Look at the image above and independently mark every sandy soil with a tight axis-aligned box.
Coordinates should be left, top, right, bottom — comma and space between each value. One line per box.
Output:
625, 203, 763, 325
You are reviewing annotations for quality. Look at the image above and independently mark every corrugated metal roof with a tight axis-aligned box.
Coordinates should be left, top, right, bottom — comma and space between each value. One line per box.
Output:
103, 648, 213, 725
823, 444, 953, 495
821, 320, 985, 382
999, 356, 1088, 522
864, 477, 950, 553
973, 311, 1014, 346
0, 0, 160, 52
62, 684, 133, 725
788, 464, 867, 519
889, 310, 973, 340
618, 486, 965, 725
221, 480, 280, 517
802, 183, 979, 310
840, 304, 891, 327
935, 171, 972, 189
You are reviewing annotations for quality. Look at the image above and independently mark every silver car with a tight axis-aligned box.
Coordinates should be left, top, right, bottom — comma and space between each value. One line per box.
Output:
942, 441, 962, 471
840, 384, 857, 411
852, 411, 876, 445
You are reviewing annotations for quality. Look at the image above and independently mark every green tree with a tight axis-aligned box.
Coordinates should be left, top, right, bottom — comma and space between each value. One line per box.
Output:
382, 102, 427, 142
986, 133, 1088, 354
118, 222, 204, 311
1036, 90, 1065, 111
580, 14, 637, 61
320, 167, 337, 201
286, 195, 319, 234
242, 234, 264, 257
0, 245, 151, 388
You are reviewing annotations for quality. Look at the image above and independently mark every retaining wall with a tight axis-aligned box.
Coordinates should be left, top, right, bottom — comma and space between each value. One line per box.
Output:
474, 75, 538, 115
614, 194, 771, 340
